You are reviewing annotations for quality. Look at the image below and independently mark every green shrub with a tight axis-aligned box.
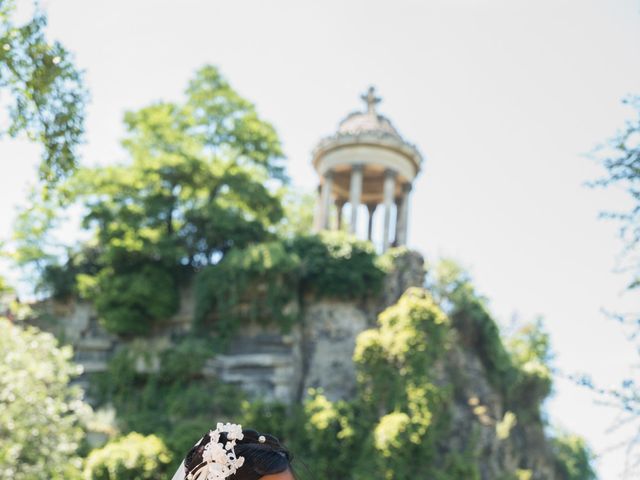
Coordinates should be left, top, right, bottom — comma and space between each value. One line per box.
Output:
0, 318, 87, 480
91, 338, 244, 470
430, 259, 550, 410
194, 231, 388, 336
506, 321, 553, 411
291, 231, 387, 298
194, 240, 300, 336
93, 262, 180, 336
83, 433, 171, 480
551, 434, 597, 480
352, 288, 454, 479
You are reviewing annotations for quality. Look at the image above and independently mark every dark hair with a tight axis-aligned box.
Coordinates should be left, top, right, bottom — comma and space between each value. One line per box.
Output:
184, 428, 295, 480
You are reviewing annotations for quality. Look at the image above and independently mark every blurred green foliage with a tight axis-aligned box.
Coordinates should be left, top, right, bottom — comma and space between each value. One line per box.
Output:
551, 434, 597, 480
83, 433, 171, 480
429, 259, 553, 415
12, 65, 287, 335
194, 231, 389, 337
0, 0, 86, 183
90, 337, 244, 471
0, 317, 88, 479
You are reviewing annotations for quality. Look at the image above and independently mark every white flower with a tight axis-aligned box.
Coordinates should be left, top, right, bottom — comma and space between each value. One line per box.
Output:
189, 422, 245, 480
203, 442, 228, 464
206, 462, 225, 479
209, 429, 221, 444
218, 422, 244, 441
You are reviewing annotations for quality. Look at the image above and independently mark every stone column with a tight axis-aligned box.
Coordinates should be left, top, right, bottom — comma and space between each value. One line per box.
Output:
382, 169, 396, 251
335, 199, 346, 231
319, 170, 334, 230
348, 164, 364, 234
393, 197, 402, 247
312, 184, 322, 232
366, 203, 377, 241
395, 183, 411, 246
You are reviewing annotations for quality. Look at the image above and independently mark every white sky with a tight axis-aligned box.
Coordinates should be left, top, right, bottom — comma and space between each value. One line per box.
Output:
1, 0, 640, 478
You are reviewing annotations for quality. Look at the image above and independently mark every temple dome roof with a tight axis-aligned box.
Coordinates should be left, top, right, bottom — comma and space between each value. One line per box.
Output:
312, 86, 423, 177
336, 110, 402, 139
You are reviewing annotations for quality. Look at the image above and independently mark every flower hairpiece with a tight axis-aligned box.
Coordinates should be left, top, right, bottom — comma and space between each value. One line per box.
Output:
186, 422, 245, 480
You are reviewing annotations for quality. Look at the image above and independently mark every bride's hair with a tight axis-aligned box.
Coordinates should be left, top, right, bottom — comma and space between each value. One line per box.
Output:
183, 428, 295, 480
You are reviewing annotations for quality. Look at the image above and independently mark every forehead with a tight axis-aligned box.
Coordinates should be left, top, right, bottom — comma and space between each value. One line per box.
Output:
260, 469, 295, 480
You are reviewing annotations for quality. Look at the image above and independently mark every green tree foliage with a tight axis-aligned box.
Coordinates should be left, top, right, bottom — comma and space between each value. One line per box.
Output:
292, 232, 388, 297
31, 65, 287, 334
0, 0, 86, 183
10, 186, 98, 298
429, 259, 519, 395
351, 288, 457, 479
194, 239, 300, 337
505, 319, 553, 412
83, 433, 172, 480
194, 232, 389, 336
0, 317, 88, 479
551, 434, 597, 480
276, 189, 316, 238
11, 187, 59, 270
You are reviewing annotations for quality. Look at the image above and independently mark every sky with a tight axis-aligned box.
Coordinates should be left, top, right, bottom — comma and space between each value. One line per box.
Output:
1, 0, 640, 478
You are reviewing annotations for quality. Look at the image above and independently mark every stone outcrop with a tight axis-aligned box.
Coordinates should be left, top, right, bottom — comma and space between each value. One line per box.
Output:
443, 338, 556, 479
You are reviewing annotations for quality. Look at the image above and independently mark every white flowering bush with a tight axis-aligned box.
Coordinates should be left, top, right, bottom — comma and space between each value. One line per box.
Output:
0, 317, 89, 479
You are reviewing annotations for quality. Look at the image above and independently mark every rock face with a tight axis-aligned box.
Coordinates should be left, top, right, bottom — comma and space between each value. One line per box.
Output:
31, 300, 116, 374
300, 301, 369, 401
443, 341, 556, 479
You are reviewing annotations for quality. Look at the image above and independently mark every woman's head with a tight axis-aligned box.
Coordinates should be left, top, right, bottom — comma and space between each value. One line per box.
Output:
183, 427, 295, 480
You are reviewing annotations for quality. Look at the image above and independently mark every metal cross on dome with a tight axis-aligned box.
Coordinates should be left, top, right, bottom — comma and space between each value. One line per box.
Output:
361, 86, 381, 114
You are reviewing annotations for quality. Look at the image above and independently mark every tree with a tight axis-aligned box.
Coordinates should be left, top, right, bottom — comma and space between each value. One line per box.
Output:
0, 0, 86, 183
592, 96, 640, 290
38, 65, 286, 335
0, 317, 89, 479
276, 189, 316, 238
588, 95, 640, 478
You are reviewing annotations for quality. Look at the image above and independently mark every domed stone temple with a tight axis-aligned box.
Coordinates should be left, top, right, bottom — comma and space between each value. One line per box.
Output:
312, 87, 423, 250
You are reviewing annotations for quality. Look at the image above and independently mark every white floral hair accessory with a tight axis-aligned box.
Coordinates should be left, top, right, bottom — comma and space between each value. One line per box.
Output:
186, 422, 246, 480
